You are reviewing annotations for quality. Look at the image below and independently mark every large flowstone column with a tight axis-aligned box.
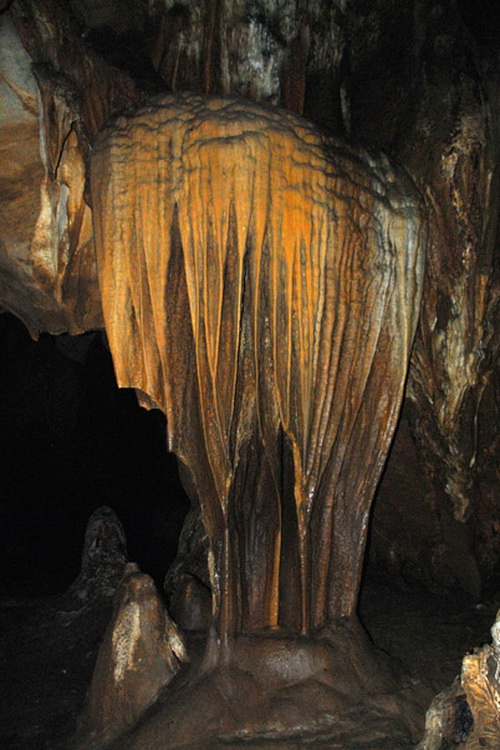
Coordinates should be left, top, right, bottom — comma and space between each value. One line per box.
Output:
91, 92, 425, 640
88, 91, 427, 747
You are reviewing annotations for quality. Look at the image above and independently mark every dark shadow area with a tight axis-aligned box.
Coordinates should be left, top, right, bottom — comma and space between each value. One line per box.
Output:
0, 311, 190, 597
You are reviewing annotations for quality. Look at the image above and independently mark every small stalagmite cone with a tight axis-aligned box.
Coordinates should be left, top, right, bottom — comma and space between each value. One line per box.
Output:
73, 562, 188, 749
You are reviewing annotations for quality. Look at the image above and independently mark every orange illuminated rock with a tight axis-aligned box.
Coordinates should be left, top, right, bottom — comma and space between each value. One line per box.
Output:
91, 92, 426, 645
0, 1, 141, 337
460, 611, 500, 750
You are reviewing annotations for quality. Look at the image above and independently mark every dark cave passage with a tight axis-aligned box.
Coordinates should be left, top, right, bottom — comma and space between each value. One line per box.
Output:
0, 311, 190, 598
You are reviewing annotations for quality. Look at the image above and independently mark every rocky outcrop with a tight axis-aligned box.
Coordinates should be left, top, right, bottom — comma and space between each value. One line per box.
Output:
68, 506, 128, 604
418, 608, 500, 750
73, 563, 188, 750
0, 0, 142, 336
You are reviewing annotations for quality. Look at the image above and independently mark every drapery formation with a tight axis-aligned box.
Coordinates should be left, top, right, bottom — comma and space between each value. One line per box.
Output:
91, 92, 425, 640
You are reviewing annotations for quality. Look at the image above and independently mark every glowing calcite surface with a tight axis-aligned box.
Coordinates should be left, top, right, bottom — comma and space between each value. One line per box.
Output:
91, 92, 425, 642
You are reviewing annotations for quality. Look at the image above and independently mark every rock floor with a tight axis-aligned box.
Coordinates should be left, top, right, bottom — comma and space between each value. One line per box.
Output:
0, 573, 497, 750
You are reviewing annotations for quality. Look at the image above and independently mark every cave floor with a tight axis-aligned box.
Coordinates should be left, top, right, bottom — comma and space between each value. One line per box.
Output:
0, 574, 497, 750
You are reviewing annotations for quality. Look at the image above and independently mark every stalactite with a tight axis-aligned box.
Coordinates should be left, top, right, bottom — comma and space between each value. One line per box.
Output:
91, 92, 426, 642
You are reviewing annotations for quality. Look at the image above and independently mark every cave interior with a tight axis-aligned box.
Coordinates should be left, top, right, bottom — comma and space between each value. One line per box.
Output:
1, 1, 500, 749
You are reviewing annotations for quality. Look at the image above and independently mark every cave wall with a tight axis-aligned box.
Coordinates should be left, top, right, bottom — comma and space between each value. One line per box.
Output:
0, 0, 499, 599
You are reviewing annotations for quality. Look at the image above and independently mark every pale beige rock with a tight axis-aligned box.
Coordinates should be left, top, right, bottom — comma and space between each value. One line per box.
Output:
461, 609, 500, 749
418, 610, 500, 750
416, 680, 466, 750
73, 563, 188, 750
0, 15, 98, 335
0, 0, 143, 337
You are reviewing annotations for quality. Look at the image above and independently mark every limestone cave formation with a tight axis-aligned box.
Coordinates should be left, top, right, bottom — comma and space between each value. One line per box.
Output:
0, 1, 499, 749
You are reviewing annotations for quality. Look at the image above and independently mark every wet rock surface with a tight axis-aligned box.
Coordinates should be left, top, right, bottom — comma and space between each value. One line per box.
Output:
1, 571, 498, 750
116, 615, 427, 750
73, 563, 187, 750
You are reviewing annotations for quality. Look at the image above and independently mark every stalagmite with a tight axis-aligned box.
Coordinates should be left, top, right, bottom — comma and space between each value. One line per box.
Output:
68, 505, 128, 603
74, 563, 188, 750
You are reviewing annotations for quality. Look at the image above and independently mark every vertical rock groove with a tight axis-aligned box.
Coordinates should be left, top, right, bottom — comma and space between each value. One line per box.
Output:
91, 92, 426, 641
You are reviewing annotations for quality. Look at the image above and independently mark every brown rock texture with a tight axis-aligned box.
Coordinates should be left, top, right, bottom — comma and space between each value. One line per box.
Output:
74, 562, 187, 749
339, 0, 500, 597
0, 1, 499, 747
0, 0, 142, 336
460, 611, 500, 750
68, 506, 129, 603
418, 609, 500, 750
91, 92, 425, 642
